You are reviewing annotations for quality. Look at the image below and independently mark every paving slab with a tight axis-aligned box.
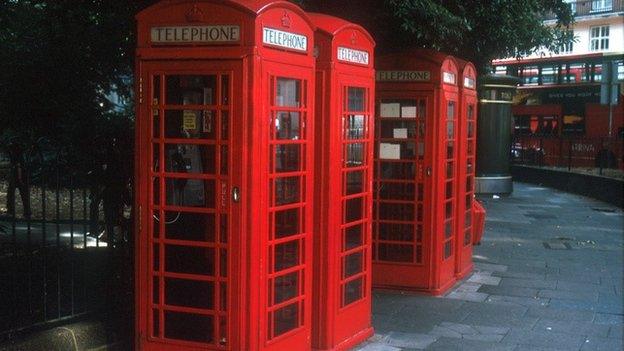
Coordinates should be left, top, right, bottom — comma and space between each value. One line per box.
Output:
445, 291, 489, 302
384, 331, 437, 349
502, 328, 586, 350
532, 319, 611, 338
484, 294, 549, 308
474, 262, 508, 272
355, 343, 402, 351
425, 337, 517, 351
593, 312, 624, 325
478, 285, 539, 298
607, 325, 623, 339
579, 336, 624, 351
467, 273, 501, 286
537, 289, 599, 301
498, 277, 557, 290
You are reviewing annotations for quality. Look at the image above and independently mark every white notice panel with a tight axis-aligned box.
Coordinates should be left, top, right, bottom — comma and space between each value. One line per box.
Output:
393, 128, 408, 139
401, 106, 417, 118
380, 103, 400, 118
380, 143, 401, 160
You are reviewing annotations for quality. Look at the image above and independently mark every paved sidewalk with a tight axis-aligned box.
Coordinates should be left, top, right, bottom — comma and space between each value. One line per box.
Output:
358, 182, 623, 351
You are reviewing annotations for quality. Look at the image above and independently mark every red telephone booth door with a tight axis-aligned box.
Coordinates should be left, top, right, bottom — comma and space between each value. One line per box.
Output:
455, 63, 477, 279
437, 88, 460, 288
373, 93, 433, 288
137, 60, 242, 350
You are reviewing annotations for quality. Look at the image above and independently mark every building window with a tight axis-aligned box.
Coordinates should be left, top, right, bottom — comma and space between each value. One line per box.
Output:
560, 31, 574, 53
590, 26, 609, 51
564, 0, 576, 13
591, 0, 612, 12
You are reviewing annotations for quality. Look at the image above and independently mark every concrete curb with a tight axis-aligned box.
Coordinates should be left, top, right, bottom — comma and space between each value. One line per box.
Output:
511, 165, 624, 207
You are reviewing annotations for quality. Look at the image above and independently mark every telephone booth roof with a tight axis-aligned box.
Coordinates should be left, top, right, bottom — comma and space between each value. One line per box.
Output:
308, 13, 375, 46
137, 0, 314, 21
376, 48, 459, 86
456, 58, 477, 90
136, 0, 316, 56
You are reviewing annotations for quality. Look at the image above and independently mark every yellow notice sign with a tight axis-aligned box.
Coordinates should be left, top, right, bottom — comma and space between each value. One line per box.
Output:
183, 111, 197, 131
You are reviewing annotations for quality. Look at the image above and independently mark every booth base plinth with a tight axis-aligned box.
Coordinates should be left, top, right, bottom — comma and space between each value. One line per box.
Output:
313, 327, 374, 351
475, 176, 513, 195
455, 263, 474, 280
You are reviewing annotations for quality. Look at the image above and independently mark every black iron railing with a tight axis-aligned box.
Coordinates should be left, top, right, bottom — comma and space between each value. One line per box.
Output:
512, 135, 624, 175
0, 144, 133, 340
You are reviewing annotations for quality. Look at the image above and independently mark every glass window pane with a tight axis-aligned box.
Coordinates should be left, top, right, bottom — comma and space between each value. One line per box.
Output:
221, 75, 230, 105
274, 144, 301, 173
165, 212, 215, 242
345, 171, 364, 195
275, 112, 301, 140
166, 75, 217, 105
378, 203, 414, 221
153, 75, 161, 105
165, 110, 217, 139
345, 197, 363, 223
378, 182, 415, 200
274, 208, 300, 239
165, 178, 214, 208
345, 143, 365, 167
378, 223, 414, 242
445, 221, 453, 238
344, 252, 363, 278
446, 181, 453, 199
165, 278, 214, 309
444, 241, 452, 258
345, 224, 363, 250
273, 272, 299, 304
165, 312, 214, 343
274, 177, 301, 206
165, 245, 215, 276
377, 244, 413, 262
221, 110, 229, 140
447, 101, 455, 119
346, 115, 365, 139
347, 87, 365, 111
447, 121, 454, 138
273, 303, 299, 337
379, 162, 415, 180
165, 144, 216, 174
276, 78, 301, 107
343, 277, 363, 306
274, 241, 299, 272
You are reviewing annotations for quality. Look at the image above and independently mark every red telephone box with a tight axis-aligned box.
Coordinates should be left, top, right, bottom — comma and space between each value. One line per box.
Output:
135, 1, 316, 350
454, 60, 477, 279
309, 13, 375, 351
372, 49, 460, 294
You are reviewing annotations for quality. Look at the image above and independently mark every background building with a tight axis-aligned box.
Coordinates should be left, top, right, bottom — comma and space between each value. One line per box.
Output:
493, 0, 623, 142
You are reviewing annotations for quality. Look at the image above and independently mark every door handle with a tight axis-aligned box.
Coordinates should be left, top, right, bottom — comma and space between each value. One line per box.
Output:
232, 186, 241, 203
426, 167, 432, 177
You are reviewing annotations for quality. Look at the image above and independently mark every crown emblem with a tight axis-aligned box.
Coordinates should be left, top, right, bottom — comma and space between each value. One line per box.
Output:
186, 4, 204, 22
281, 12, 291, 28
350, 32, 358, 45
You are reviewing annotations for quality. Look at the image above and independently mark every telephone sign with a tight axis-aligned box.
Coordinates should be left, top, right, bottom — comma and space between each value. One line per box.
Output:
151, 25, 241, 43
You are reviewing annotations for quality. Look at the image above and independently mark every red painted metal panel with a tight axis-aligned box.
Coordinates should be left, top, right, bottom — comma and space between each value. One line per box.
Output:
373, 49, 467, 295
310, 13, 375, 351
135, 1, 315, 350
454, 61, 477, 279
